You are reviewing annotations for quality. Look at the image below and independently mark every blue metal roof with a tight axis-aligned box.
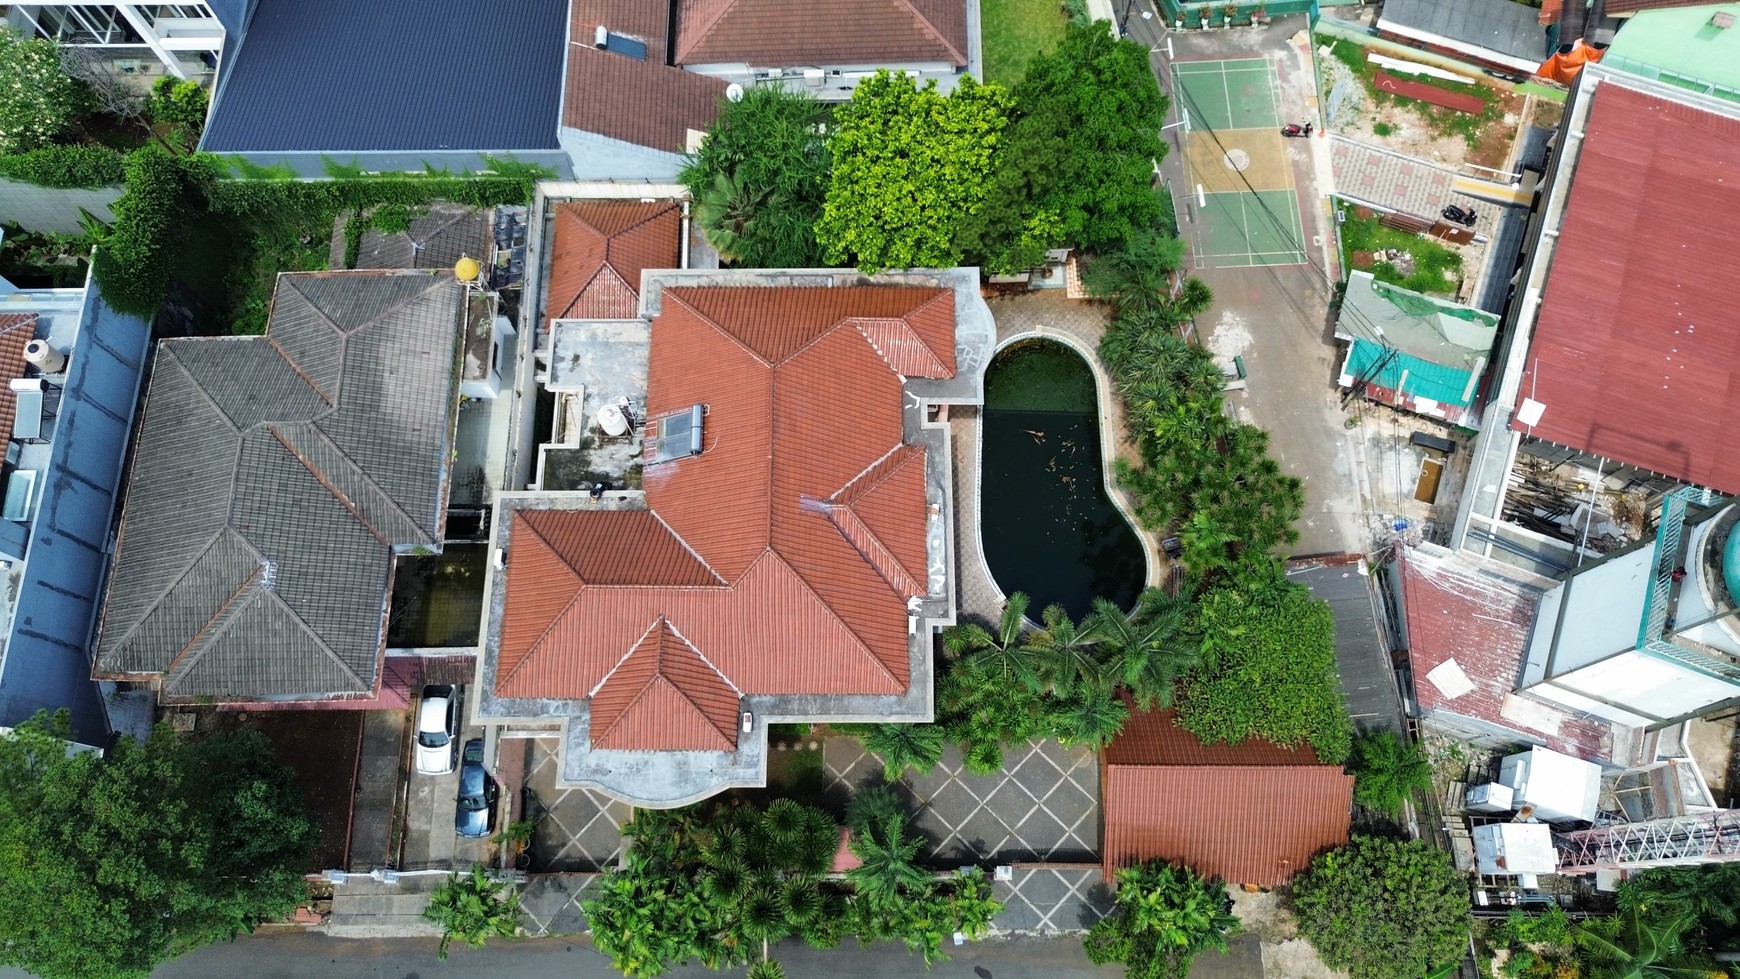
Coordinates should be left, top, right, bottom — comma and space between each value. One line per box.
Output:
202, 0, 567, 154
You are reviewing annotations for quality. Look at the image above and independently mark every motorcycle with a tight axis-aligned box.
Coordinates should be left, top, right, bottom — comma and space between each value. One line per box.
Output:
1281, 122, 1314, 137
1441, 204, 1478, 226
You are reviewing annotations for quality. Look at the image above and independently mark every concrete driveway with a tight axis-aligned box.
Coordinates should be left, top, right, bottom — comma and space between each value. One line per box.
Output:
1155, 16, 1368, 558
400, 688, 493, 871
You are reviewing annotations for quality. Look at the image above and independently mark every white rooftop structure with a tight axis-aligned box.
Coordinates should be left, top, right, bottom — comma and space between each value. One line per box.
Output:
1499, 746, 1603, 823
1474, 823, 1557, 876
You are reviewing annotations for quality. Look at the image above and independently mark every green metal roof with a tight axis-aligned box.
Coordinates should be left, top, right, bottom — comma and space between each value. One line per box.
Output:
1345, 338, 1477, 407
1605, 4, 1740, 96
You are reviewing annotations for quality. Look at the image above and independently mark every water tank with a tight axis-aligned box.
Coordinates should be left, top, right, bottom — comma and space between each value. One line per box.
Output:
23, 339, 64, 374
803, 68, 825, 87
593, 25, 608, 48
453, 256, 480, 282
596, 403, 630, 437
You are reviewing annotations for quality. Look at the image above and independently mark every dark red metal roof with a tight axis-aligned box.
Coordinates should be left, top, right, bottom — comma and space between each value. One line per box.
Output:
1514, 83, 1740, 492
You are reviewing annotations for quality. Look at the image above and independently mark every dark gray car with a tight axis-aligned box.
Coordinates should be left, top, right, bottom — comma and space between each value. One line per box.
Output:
455, 738, 497, 838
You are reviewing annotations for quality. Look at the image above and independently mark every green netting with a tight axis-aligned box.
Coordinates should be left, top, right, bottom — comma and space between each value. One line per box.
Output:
1371, 279, 1488, 322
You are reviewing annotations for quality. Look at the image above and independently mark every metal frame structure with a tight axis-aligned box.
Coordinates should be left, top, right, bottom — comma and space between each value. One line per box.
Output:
1555, 809, 1740, 873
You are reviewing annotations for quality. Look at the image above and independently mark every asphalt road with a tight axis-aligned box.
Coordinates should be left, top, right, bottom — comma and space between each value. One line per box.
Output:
0, 932, 1124, 979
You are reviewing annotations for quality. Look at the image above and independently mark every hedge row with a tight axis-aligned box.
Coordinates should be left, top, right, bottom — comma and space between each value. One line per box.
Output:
0, 144, 125, 189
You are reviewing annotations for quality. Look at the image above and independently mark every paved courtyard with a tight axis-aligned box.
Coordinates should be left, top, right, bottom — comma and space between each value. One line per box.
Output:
825, 737, 1100, 863
518, 873, 601, 937
514, 738, 631, 873
993, 866, 1113, 934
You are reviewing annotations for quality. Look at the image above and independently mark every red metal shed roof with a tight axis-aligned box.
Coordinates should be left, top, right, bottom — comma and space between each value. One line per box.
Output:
1101, 703, 1353, 886
496, 285, 956, 747
1513, 83, 1740, 493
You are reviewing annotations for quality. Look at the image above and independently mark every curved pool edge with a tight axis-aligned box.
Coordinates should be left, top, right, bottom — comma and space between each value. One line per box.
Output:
971, 329, 1164, 622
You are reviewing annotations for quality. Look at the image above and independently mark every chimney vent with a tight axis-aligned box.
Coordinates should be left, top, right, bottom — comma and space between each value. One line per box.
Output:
1714, 10, 1735, 28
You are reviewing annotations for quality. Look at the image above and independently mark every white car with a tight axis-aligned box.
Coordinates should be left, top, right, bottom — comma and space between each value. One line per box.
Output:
414, 685, 459, 775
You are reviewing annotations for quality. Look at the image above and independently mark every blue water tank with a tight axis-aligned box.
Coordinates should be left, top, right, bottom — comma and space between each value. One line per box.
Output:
1723, 523, 1740, 608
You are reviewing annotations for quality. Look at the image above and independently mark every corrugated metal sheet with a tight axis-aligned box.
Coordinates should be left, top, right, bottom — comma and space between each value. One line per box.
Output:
203, 0, 567, 153
1514, 83, 1740, 493
546, 202, 681, 325
674, 0, 967, 67
1102, 764, 1354, 886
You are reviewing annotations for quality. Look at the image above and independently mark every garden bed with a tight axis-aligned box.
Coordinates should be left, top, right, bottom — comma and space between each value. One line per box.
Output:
1336, 203, 1463, 296
1317, 35, 1523, 171
202, 709, 363, 872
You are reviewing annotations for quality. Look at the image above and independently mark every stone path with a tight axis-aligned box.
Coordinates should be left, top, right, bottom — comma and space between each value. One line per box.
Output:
517, 738, 630, 873
993, 866, 1114, 934
826, 737, 1101, 863
518, 873, 600, 937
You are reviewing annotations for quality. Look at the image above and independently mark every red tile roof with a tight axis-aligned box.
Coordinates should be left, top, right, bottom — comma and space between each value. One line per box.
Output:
0, 315, 38, 440
674, 0, 968, 68
1102, 702, 1354, 886
1396, 545, 1612, 761
1513, 83, 1740, 493
1539, 0, 1562, 23
563, 2, 725, 153
496, 285, 956, 748
546, 202, 682, 325
590, 618, 741, 750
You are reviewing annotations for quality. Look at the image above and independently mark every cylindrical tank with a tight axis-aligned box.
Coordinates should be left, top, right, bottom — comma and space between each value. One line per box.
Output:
453, 256, 481, 282
1722, 518, 1740, 608
596, 404, 630, 437
23, 339, 65, 374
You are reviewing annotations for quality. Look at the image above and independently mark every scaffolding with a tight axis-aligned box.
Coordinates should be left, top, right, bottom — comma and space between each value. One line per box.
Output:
1554, 810, 1740, 873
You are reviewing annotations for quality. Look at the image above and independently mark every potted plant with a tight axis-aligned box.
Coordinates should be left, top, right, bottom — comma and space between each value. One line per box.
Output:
1253, 2, 1267, 24
492, 820, 535, 870
1200, 8, 1211, 28
1224, 3, 1237, 26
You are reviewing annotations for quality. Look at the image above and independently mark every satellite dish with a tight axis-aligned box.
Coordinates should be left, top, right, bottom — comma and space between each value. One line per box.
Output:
726, 83, 745, 102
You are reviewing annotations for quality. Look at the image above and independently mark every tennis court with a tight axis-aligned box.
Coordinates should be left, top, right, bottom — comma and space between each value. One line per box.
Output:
1170, 57, 1308, 268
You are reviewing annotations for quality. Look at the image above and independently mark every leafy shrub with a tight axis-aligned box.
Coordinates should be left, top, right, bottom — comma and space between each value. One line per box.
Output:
1179, 574, 1352, 763
145, 77, 210, 146
91, 147, 212, 318
680, 86, 830, 268
1290, 835, 1470, 979
1348, 729, 1433, 817
0, 28, 89, 154
422, 865, 520, 960
1086, 860, 1239, 979
0, 144, 124, 188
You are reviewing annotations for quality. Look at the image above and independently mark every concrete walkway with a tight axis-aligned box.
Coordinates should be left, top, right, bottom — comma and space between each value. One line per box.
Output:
347, 709, 408, 872
1329, 135, 1484, 220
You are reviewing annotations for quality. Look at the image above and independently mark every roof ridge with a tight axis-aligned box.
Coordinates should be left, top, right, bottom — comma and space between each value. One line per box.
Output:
665, 289, 776, 368
764, 551, 902, 689
267, 336, 337, 406
496, 522, 590, 690
886, 0, 966, 65
296, 422, 431, 544
823, 503, 922, 599
267, 424, 393, 549
158, 344, 248, 434
830, 442, 914, 503
344, 275, 452, 336
660, 616, 744, 696
674, 0, 748, 64
649, 509, 727, 585
255, 588, 371, 692
587, 616, 667, 698
159, 553, 266, 680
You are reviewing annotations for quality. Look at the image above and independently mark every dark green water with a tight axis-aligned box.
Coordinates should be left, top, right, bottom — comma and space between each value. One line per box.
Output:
981, 341, 1145, 620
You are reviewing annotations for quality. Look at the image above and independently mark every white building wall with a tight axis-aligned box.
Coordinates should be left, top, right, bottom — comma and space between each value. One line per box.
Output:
1530, 650, 1740, 726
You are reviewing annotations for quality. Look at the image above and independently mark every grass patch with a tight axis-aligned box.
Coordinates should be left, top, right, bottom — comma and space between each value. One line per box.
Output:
1372, 121, 1395, 137
1336, 204, 1463, 295
983, 0, 1070, 87
1318, 35, 1506, 148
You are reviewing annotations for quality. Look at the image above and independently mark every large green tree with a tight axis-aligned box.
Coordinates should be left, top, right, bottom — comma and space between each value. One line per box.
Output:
1085, 859, 1240, 979
816, 70, 1011, 272
958, 23, 1168, 272
679, 86, 830, 267
0, 28, 88, 154
1290, 835, 1470, 979
0, 712, 317, 979
1178, 573, 1352, 763
1348, 729, 1433, 817
1574, 909, 1718, 979
1619, 862, 1740, 957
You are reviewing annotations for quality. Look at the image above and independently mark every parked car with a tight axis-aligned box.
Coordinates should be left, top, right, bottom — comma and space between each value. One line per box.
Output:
414, 685, 459, 775
455, 738, 498, 838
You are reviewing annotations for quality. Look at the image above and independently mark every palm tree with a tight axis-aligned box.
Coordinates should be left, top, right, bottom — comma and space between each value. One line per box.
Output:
692, 172, 765, 264
1574, 910, 1719, 979
943, 592, 1043, 692
1348, 730, 1434, 818
846, 814, 932, 909
422, 864, 521, 960
859, 722, 946, 780
748, 959, 788, 979
1049, 690, 1130, 749
845, 783, 908, 836
739, 885, 792, 946
1166, 276, 1215, 324
1091, 590, 1200, 710
1028, 603, 1106, 699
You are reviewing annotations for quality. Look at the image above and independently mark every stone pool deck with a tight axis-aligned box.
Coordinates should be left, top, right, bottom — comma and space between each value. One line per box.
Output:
952, 293, 1169, 625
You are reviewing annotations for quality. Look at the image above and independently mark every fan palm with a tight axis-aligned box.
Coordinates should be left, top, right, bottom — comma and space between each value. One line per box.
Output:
943, 592, 1043, 692
748, 960, 788, 979
1091, 590, 1199, 710
692, 172, 766, 264
739, 885, 792, 945
1049, 690, 1130, 749
859, 722, 946, 780
1348, 730, 1433, 818
845, 783, 909, 836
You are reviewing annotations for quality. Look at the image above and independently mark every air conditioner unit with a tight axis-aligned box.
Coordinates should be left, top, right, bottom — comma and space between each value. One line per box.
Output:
765, 67, 784, 80
803, 68, 825, 87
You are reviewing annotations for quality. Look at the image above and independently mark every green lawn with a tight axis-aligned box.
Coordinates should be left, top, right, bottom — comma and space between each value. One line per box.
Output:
1336, 205, 1463, 296
983, 0, 1069, 87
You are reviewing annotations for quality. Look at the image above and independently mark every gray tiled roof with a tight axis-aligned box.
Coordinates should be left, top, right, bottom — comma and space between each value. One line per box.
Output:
201, 0, 567, 154
94, 272, 463, 700
1380, 0, 1550, 64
